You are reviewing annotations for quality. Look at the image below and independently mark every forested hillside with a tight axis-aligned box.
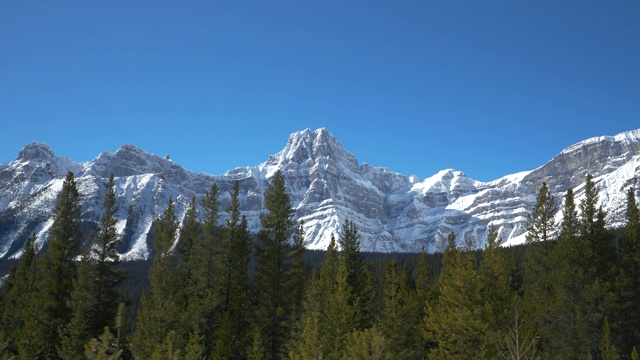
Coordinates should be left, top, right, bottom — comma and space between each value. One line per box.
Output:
1, 171, 639, 359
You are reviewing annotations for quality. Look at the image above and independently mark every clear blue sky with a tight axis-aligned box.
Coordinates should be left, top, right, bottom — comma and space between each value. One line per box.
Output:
1, 1, 638, 182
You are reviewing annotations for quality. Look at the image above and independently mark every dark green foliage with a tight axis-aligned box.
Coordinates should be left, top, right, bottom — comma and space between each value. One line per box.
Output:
479, 225, 515, 358
211, 180, 252, 359
31, 171, 84, 359
175, 196, 201, 336
132, 198, 181, 359
599, 318, 620, 360
4, 171, 640, 360
616, 188, 640, 355
190, 183, 221, 354
338, 218, 375, 330
524, 182, 556, 286
0, 234, 38, 357
379, 260, 422, 359
254, 170, 303, 359
84, 326, 123, 360
424, 232, 487, 359
63, 175, 126, 359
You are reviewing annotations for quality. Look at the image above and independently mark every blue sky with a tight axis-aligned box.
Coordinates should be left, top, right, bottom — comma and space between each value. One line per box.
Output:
1, 1, 638, 182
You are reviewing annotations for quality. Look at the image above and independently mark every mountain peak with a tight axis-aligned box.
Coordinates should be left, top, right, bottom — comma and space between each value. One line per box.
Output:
278, 128, 346, 162
17, 142, 55, 162
561, 129, 640, 156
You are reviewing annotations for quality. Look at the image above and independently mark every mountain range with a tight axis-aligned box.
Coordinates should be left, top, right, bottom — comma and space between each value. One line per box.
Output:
1, 128, 639, 260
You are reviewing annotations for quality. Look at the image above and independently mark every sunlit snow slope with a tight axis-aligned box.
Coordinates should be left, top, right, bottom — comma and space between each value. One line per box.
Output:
0, 128, 639, 259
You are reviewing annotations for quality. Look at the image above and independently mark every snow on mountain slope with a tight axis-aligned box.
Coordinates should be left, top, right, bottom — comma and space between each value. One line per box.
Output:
1, 128, 639, 259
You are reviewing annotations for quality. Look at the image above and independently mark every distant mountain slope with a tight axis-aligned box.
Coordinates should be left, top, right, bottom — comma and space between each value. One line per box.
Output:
1, 128, 639, 260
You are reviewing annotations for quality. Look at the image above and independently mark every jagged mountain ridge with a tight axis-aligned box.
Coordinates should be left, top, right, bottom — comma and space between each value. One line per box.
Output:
1, 128, 639, 260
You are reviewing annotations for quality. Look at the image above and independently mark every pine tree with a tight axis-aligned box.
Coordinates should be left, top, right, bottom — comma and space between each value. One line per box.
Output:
424, 232, 486, 359
191, 182, 221, 355
599, 318, 619, 360
341, 326, 386, 360
479, 224, 515, 357
289, 236, 356, 360
522, 184, 560, 356
579, 175, 616, 281
289, 310, 323, 360
84, 326, 123, 360
618, 188, 640, 353
578, 175, 617, 352
176, 196, 201, 336
338, 219, 375, 330
183, 326, 205, 360
85, 303, 124, 360
211, 180, 252, 359
26, 171, 83, 359
254, 170, 298, 359
413, 251, 435, 358
497, 310, 537, 360
524, 182, 556, 286
378, 259, 422, 359
61, 244, 98, 360
535, 188, 591, 358
287, 221, 307, 323
0, 234, 38, 357
63, 174, 126, 359
579, 174, 616, 280
132, 198, 181, 359
0, 329, 9, 360
324, 255, 360, 358
92, 175, 126, 330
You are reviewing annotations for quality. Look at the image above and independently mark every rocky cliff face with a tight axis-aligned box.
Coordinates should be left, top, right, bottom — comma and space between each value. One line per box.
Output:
1, 128, 639, 260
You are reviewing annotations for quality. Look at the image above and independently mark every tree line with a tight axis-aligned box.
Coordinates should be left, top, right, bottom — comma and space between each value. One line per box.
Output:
1, 171, 640, 359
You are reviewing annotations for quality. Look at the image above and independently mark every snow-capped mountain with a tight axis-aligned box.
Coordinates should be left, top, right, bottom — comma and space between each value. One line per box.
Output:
1, 128, 639, 260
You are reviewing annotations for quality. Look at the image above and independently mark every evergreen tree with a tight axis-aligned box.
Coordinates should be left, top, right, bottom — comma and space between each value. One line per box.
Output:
618, 188, 640, 353
254, 170, 298, 359
25, 171, 83, 359
341, 327, 386, 360
324, 254, 361, 358
63, 174, 126, 359
175, 196, 201, 335
289, 236, 357, 360
479, 224, 515, 357
92, 175, 126, 330
579, 175, 616, 282
132, 198, 181, 359
522, 183, 559, 356
338, 218, 375, 330
84, 303, 124, 360
0, 234, 38, 357
497, 309, 537, 360
579, 174, 616, 280
183, 326, 205, 360
578, 175, 617, 352
535, 187, 591, 358
191, 182, 221, 355
524, 182, 556, 286
211, 180, 252, 359
289, 310, 323, 360
84, 326, 123, 360
413, 251, 435, 358
378, 259, 422, 359
61, 244, 98, 360
599, 318, 619, 360
424, 232, 486, 359
287, 221, 307, 323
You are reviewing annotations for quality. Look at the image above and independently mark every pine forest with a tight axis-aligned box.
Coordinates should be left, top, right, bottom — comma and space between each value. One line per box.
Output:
2, 170, 640, 360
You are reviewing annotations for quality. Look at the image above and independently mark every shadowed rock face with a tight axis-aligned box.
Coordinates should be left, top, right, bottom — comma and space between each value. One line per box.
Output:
1, 128, 639, 260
